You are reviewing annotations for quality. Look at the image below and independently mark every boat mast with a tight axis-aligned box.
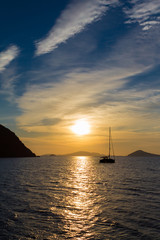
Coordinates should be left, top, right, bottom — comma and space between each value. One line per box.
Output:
109, 127, 111, 158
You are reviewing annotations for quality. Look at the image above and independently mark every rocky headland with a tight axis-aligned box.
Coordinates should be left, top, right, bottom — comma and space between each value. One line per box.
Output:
0, 124, 36, 158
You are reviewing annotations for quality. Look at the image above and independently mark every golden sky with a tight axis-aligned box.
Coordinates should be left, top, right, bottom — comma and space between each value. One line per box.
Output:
1, 0, 160, 155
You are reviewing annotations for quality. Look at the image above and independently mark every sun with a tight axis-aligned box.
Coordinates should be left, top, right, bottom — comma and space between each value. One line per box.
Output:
71, 119, 90, 136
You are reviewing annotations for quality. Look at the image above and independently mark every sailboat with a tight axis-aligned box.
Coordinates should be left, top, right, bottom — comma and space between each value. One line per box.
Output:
99, 127, 115, 163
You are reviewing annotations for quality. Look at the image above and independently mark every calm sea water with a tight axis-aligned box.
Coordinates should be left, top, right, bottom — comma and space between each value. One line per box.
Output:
0, 156, 159, 240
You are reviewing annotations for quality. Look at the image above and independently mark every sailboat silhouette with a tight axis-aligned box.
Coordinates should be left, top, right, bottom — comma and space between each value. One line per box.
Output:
99, 127, 115, 163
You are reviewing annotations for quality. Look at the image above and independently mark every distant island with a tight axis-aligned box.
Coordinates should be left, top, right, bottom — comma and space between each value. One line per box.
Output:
128, 150, 160, 157
62, 151, 102, 156
0, 124, 36, 158
41, 154, 56, 157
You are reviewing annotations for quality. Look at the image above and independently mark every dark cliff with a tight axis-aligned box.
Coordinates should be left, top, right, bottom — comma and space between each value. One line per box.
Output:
0, 124, 36, 158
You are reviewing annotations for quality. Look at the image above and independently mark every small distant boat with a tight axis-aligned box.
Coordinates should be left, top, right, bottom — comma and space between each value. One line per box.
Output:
100, 127, 115, 163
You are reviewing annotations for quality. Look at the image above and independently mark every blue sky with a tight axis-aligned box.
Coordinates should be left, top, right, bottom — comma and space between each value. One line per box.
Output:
1, 0, 160, 155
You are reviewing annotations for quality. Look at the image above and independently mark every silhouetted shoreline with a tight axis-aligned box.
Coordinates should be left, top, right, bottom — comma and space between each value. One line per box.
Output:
0, 124, 36, 158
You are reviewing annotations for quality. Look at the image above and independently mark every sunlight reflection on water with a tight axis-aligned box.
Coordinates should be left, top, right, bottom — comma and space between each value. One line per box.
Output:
50, 156, 101, 239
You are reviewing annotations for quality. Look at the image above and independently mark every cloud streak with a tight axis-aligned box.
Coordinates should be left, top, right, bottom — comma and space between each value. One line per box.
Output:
16, 67, 144, 132
0, 67, 20, 102
0, 46, 20, 102
124, 0, 160, 30
0, 45, 19, 72
35, 0, 118, 55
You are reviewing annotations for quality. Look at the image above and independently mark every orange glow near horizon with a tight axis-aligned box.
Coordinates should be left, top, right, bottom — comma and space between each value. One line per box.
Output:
21, 126, 160, 156
71, 119, 90, 136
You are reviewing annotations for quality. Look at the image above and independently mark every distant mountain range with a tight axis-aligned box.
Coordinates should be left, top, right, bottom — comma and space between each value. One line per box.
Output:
62, 151, 102, 156
42, 150, 160, 157
128, 150, 160, 157
40, 152, 102, 157
0, 124, 36, 158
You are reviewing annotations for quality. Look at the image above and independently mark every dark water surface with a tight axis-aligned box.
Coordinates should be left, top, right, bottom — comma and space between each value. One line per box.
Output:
0, 156, 159, 240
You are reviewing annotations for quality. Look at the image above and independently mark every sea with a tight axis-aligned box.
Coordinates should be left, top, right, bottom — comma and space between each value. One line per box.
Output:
0, 156, 159, 240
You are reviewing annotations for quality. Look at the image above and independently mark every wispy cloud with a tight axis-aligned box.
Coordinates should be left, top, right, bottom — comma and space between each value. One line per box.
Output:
0, 45, 19, 72
0, 45, 20, 102
124, 0, 160, 30
35, 0, 118, 55
0, 70, 20, 102
16, 67, 144, 133
107, 23, 160, 69
18, 13, 160, 134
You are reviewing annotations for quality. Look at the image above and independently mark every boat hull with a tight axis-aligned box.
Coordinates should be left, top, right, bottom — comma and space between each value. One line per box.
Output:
99, 157, 115, 163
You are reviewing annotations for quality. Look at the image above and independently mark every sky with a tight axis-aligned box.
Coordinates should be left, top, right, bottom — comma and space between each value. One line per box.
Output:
1, 0, 160, 156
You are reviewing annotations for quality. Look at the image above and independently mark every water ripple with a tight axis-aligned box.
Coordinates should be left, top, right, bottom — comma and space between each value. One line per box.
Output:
0, 156, 159, 239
